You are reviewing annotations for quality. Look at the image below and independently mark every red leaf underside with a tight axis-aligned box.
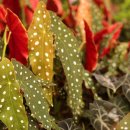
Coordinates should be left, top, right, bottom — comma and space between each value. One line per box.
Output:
84, 21, 98, 72
46, 0, 63, 16
2, 0, 21, 16
6, 9, 28, 65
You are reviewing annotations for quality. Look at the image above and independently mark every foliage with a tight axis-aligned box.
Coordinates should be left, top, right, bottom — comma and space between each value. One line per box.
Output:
115, 113, 130, 130
113, 0, 130, 22
12, 59, 59, 130
0, 58, 28, 130
0, 0, 130, 130
58, 118, 81, 130
28, 1, 54, 105
50, 11, 84, 116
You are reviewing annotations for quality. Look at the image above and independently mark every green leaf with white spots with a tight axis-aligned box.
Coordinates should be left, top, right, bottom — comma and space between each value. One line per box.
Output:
83, 70, 100, 100
0, 38, 4, 61
50, 12, 84, 116
28, 1, 54, 82
115, 113, 130, 130
28, 1, 54, 106
28, 116, 39, 130
12, 59, 60, 130
0, 58, 28, 130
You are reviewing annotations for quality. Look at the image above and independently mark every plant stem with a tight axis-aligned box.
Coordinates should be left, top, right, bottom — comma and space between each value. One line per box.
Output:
2, 26, 11, 59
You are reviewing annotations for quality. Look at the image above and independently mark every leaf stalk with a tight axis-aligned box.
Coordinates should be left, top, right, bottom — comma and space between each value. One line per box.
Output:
2, 26, 11, 59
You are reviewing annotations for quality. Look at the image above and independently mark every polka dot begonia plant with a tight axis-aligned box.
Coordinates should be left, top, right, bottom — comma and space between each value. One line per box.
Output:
84, 70, 100, 99
28, 1, 54, 106
50, 11, 84, 116
28, 116, 39, 130
12, 59, 60, 130
0, 1, 99, 129
28, 1, 84, 117
0, 58, 28, 130
28, 1, 54, 83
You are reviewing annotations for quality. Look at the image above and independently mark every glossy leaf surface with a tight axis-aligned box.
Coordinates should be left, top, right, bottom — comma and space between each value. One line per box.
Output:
0, 58, 28, 130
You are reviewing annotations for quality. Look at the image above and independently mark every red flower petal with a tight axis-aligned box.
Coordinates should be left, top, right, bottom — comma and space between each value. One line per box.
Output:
6, 9, 28, 65
84, 21, 98, 72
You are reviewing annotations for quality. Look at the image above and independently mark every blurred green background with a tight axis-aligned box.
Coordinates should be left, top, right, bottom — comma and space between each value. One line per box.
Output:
112, 0, 130, 42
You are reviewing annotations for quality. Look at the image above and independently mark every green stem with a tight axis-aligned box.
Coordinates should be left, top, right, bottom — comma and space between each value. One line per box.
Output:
2, 26, 11, 59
